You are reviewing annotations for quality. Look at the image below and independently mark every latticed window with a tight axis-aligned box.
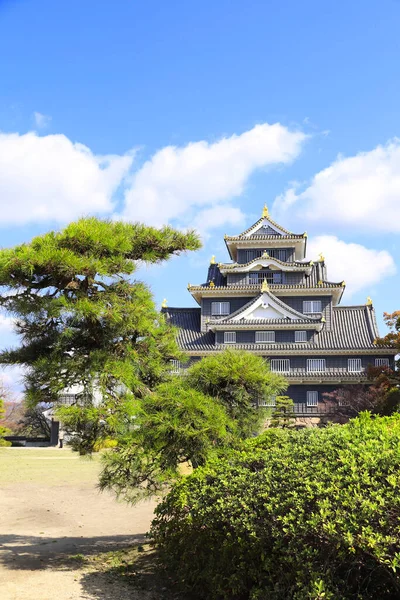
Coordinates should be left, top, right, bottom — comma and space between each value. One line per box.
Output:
211, 301, 230, 316
224, 331, 236, 344
258, 395, 276, 407
255, 331, 275, 343
348, 358, 362, 372
270, 359, 290, 372
295, 330, 307, 342
58, 394, 77, 406
170, 360, 182, 374
307, 359, 326, 372
303, 300, 322, 313
375, 358, 390, 367
249, 271, 283, 285
307, 391, 318, 406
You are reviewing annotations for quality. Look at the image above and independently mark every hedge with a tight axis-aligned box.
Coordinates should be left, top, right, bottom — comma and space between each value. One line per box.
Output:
151, 413, 400, 599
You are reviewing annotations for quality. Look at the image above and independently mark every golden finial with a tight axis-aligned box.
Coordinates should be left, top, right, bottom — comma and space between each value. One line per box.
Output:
209, 281, 215, 288
321, 316, 326, 323
341, 281, 346, 286
161, 298, 167, 308
309, 260, 314, 266
262, 204, 269, 218
319, 253, 325, 262
261, 279, 269, 293
366, 296, 373, 306
262, 251, 270, 259
210, 255, 216, 264
303, 232, 308, 238
317, 280, 323, 286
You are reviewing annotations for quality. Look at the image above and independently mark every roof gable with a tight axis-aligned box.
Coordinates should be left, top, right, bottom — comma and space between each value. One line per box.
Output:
224, 286, 321, 322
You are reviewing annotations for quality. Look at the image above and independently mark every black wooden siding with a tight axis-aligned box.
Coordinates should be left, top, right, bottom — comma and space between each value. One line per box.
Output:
279, 296, 332, 329
201, 296, 253, 331
287, 385, 339, 404
237, 248, 295, 263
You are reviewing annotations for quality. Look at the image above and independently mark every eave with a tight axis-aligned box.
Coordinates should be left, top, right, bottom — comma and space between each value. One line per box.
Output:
218, 256, 314, 275
207, 320, 324, 332
184, 347, 398, 357
224, 235, 307, 261
188, 283, 345, 305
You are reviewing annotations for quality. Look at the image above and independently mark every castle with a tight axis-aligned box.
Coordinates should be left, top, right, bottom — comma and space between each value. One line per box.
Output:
163, 206, 396, 416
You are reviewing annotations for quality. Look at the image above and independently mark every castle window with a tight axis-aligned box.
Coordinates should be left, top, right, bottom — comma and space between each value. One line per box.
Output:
249, 271, 283, 285
58, 394, 77, 406
255, 331, 275, 343
306, 391, 318, 406
348, 358, 362, 372
211, 301, 230, 316
375, 358, 390, 367
170, 360, 182, 374
295, 331, 307, 342
303, 300, 322, 313
307, 359, 326, 372
258, 395, 276, 407
270, 359, 290, 372
224, 331, 236, 344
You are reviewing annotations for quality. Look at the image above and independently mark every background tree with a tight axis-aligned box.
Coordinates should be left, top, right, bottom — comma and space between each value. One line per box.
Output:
324, 367, 400, 417
185, 349, 287, 438
0, 397, 11, 445
0, 218, 200, 452
269, 395, 296, 428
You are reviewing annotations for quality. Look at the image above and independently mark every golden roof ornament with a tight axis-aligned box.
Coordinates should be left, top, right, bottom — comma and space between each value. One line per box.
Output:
366, 296, 373, 306
303, 231, 308, 238
262, 251, 270, 258
319, 253, 325, 262
210, 255, 216, 264
209, 281, 215, 288
317, 280, 323, 286
309, 260, 314, 266
261, 279, 269, 293
262, 204, 269, 218
161, 298, 168, 308
342, 281, 346, 287
321, 316, 326, 323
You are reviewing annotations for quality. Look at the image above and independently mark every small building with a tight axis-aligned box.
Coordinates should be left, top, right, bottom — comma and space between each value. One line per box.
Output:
163, 206, 397, 419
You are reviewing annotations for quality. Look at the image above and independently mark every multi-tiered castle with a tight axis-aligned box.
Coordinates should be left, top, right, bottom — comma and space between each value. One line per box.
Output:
164, 206, 396, 415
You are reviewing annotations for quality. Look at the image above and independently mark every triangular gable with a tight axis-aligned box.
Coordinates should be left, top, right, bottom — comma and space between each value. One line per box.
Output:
248, 219, 284, 237
224, 290, 320, 322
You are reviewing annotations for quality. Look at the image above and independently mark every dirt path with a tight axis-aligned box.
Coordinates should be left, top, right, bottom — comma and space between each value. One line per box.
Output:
0, 448, 159, 600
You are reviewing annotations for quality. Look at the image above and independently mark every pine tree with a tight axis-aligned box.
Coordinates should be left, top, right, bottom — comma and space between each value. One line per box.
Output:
0, 218, 201, 450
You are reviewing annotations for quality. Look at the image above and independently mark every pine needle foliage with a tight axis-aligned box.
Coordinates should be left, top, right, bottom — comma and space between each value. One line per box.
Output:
0, 218, 201, 449
99, 379, 236, 504
185, 349, 287, 437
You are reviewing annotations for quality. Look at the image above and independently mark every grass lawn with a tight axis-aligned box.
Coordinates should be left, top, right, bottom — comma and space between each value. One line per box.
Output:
0, 447, 102, 485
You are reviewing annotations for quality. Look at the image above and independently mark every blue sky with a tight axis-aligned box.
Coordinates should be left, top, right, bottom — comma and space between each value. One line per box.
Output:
0, 0, 400, 393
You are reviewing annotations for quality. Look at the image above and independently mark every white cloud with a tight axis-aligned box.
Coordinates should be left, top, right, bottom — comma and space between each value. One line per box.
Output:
123, 123, 307, 228
307, 235, 396, 297
33, 111, 52, 129
0, 314, 15, 333
0, 131, 134, 225
274, 139, 400, 232
191, 205, 246, 237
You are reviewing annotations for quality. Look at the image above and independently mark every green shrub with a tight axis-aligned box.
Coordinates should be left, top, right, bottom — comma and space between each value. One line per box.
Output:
151, 414, 400, 600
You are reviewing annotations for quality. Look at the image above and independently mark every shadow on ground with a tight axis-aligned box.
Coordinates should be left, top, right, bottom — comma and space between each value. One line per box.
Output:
0, 533, 187, 599
0, 533, 147, 571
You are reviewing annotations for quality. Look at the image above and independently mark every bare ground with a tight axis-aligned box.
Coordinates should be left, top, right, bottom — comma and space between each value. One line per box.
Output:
0, 447, 166, 600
